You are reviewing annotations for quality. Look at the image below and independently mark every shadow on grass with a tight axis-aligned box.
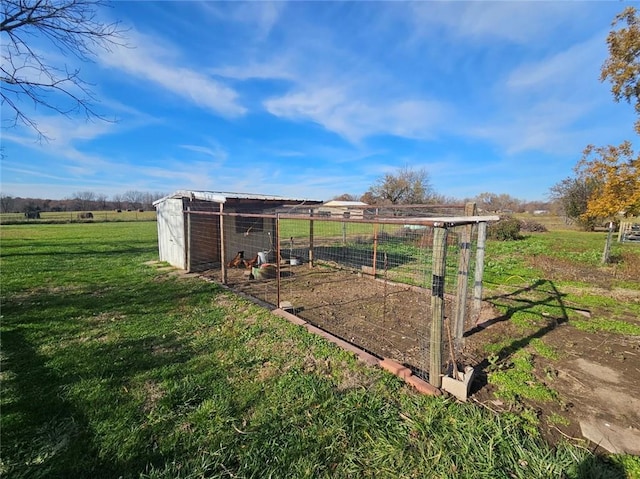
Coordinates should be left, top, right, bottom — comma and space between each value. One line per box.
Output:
466, 279, 572, 337
1, 271, 227, 477
1, 327, 180, 478
464, 279, 572, 392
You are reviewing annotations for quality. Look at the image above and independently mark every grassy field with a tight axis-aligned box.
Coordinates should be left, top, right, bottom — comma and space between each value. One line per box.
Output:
1, 210, 157, 224
1, 222, 638, 478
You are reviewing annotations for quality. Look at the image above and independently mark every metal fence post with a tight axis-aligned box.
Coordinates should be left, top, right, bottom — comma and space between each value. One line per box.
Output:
308, 209, 314, 268
220, 203, 227, 285
186, 206, 191, 273
276, 214, 281, 307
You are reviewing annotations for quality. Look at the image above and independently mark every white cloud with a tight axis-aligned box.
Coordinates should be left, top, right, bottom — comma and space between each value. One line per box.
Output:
409, 2, 581, 45
2, 117, 110, 147
265, 87, 449, 143
179, 144, 228, 162
197, 1, 285, 41
210, 58, 296, 82
99, 30, 246, 117
466, 99, 596, 155
506, 33, 606, 94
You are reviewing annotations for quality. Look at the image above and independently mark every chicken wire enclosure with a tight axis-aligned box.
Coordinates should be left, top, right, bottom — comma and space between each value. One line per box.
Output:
191, 207, 497, 387
154, 191, 322, 272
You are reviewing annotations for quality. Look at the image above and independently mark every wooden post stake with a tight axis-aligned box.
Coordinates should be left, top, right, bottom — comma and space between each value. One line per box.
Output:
602, 221, 614, 264
429, 226, 448, 389
453, 202, 476, 351
618, 221, 626, 243
472, 221, 487, 323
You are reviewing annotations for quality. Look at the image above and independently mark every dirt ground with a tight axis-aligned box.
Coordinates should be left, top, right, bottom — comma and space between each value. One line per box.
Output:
467, 305, 640, 454
225, 264, 446, 375
203, 257, 640, 454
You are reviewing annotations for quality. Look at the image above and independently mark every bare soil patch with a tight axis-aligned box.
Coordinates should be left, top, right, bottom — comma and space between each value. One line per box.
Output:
221, 265, 446, 376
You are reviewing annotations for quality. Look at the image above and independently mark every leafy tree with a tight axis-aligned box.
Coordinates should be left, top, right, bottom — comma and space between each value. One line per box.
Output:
365, 166, 435, 205
601, 7, 640, 134
577, 141, 640, 219
1, 0, 125, 138
549, 176, 598, 229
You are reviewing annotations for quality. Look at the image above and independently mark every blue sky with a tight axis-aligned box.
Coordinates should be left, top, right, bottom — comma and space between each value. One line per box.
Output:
1, 1, 636, 202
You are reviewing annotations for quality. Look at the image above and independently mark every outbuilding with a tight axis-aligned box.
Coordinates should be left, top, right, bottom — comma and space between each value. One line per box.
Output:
316, 200, 368, 218
153, 190, 322, 272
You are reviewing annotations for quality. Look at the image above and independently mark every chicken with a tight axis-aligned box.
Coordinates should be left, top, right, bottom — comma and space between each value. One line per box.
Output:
245, 254, 260, 269
227, 251, 246, 268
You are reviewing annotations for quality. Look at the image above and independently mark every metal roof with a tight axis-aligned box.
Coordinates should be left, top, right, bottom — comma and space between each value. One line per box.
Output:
321, 200, 369, 207
153, 190, 322, 206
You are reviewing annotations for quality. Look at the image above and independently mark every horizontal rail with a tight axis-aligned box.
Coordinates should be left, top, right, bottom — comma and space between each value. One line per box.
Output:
184, 209, 498, 226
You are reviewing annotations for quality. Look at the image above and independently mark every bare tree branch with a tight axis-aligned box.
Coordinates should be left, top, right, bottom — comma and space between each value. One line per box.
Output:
1, 0, 126, 139
366, 166, 436, 205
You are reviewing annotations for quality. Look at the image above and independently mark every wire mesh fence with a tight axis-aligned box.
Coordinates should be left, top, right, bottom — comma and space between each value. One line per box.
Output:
187, 205, 491, 385
0, 210, 157, 223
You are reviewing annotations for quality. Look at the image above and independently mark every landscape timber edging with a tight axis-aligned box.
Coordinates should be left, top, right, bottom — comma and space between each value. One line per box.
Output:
272, 308, 442, 396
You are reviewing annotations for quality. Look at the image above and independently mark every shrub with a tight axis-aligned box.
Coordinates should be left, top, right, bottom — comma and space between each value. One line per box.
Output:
488, 216, 522, 241
520, 220, 548, 233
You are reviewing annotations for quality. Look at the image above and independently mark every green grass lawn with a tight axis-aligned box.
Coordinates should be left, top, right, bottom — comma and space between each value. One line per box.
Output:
1, 210, 157, 224
1, 222, 636, 478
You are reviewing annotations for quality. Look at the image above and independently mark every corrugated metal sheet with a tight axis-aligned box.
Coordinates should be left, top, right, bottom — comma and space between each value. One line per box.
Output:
153, 190, 321, 206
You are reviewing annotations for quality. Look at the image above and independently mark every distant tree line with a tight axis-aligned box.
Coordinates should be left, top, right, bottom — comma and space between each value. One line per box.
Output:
0, 191, 167, 215
332, 167, 553, 214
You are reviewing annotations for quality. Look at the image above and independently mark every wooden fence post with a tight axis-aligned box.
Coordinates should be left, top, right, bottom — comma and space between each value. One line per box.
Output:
472, 221, 487, 323
602, 221, 614, 264
429, 226, 448, 389
618, 221, 626, 243
453, 202, 476, 351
